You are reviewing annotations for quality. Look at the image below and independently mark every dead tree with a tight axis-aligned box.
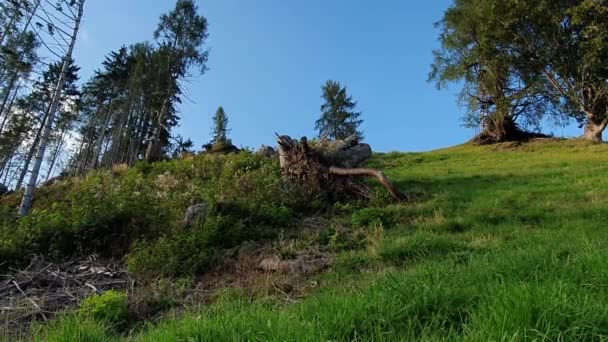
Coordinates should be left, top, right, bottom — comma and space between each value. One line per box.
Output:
276, 134, 408, 202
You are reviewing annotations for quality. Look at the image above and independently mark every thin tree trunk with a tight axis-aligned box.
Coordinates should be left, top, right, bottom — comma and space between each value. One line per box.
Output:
0, 0, 23, 47
0, 73, 18, 117
45, 127, 67, 181
18, 0, 85, 216
129, 108, 150, 165
14, 110, 48, 189
2, 155, 12, 183
145, 97, 169, 161
91, 97, 114, 169
0, 78, 21, 134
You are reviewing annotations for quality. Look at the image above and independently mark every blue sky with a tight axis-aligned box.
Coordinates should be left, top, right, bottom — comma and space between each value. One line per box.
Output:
73, 1, 578, 152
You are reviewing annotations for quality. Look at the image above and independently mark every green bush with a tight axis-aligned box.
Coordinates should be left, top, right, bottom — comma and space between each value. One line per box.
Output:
351, 207, 388, 227
126, 211, 270, 279
79, 290, 129, 328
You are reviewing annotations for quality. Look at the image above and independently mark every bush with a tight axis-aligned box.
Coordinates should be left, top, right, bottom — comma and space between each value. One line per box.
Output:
79, 290, 129, 328
351, 208, 388, 228
0, 152, 309, 278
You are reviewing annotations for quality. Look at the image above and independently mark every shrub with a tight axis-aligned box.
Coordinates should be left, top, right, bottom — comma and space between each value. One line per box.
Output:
0, 152, 308, 278
79, 290, 129, 328
351, 207, 388, 228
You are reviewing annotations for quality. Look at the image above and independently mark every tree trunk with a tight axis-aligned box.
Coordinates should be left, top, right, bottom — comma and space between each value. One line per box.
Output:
15, 110, 49, 189
0, 0, 23, 48
0, 73, 18, 118
583, 116, 607, 143
0, 78, 21, 134
18, 0, 85, 216
90, 97, 114, 169
46, 128, 67, 181
145, 97, 169, 161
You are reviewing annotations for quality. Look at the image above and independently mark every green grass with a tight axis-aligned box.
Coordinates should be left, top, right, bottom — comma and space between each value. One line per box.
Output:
35, 140, 608, 341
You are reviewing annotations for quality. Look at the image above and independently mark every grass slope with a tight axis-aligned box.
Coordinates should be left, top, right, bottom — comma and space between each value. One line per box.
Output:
38, 140, 608, 341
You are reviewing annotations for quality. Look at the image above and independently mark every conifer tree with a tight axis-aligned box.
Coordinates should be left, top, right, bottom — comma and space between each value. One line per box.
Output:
315, 80, 363, 140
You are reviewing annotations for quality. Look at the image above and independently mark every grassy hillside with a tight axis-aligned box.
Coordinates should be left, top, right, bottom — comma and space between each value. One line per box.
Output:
8, 139, 608, 341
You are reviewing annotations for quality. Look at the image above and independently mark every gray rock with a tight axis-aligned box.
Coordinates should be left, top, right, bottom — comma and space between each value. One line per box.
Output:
257, 145, 276, 158
181, 203, 208, 229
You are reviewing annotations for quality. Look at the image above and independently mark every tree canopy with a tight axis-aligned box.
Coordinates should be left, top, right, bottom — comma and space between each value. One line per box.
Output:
431, 0, 608, 142
315, 80, 363, 141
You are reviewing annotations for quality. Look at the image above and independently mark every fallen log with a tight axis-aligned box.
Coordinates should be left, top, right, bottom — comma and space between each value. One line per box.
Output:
276, 134, 407, 202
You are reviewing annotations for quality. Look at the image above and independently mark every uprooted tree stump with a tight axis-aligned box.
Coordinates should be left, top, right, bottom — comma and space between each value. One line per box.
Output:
276, 134, 408, 202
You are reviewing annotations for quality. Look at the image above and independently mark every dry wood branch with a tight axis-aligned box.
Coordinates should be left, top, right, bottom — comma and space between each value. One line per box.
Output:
1, 255, 131, 336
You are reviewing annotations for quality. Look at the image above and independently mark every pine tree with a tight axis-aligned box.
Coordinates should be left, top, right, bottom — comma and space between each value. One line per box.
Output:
211, 106, 230, 146
145, 0, 209, 161
315, 80, 363, 141
18, 0, 85, 216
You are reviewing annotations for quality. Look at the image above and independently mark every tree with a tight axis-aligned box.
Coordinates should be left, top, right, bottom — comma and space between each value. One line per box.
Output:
203, 106, 237, 153
18, 0, 85, 216
14, 58, 79, 190
145, 0, 209, 161
211, 106, 230, 145
315, 80, 363, 141
430, 0, 563, 143
432, 0, 608, 143
507, 0, 608, 142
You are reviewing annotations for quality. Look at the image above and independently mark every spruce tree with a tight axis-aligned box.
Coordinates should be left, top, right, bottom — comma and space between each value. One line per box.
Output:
315, 80, 363, 140
211, 106, 230, 146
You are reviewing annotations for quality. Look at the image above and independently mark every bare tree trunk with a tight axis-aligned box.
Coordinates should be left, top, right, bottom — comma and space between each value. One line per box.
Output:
145, 97, 169, 161
45, 127, 67, 181
2, 154, 13, 184
583, 115, 608, 143
18, 0, 85, 216
0, 0, 23, 47
129, 105, 149, 164
0, 78, 21, 134
90, 98, 114, 169
0, 73, 18, 117
14, 110, 48, 189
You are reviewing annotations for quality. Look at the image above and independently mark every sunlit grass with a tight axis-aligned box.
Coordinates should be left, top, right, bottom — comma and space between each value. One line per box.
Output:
38, 140, 608, 341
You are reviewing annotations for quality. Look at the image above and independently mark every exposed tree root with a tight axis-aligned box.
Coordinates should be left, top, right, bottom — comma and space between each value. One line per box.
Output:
328, 166, 408, 201
276, 134, 407, 202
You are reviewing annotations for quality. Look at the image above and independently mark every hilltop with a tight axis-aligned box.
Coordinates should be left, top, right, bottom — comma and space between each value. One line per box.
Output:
2, 139, 608, 340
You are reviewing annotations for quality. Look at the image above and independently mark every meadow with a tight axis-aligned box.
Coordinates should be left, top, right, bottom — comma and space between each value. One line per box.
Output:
28, 139, 608, 341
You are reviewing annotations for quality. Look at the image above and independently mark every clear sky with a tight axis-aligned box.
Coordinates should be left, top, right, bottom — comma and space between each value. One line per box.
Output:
72, 0, 578, 152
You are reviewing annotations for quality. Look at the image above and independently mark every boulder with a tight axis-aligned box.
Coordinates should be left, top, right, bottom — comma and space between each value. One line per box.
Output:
181, 203, 208, 229
257, 145, 276, 158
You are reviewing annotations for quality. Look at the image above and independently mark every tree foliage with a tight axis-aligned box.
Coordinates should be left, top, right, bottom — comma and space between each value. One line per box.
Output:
431, 0, 608, 142
315, 80, 363, 141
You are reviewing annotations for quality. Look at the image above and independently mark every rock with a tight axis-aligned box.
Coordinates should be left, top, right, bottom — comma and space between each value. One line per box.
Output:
181, 203, 208, 229
0, 183, 8, 195
257, 145, 276, 158
315, 135, 372, 167
202, 142, 240, 154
